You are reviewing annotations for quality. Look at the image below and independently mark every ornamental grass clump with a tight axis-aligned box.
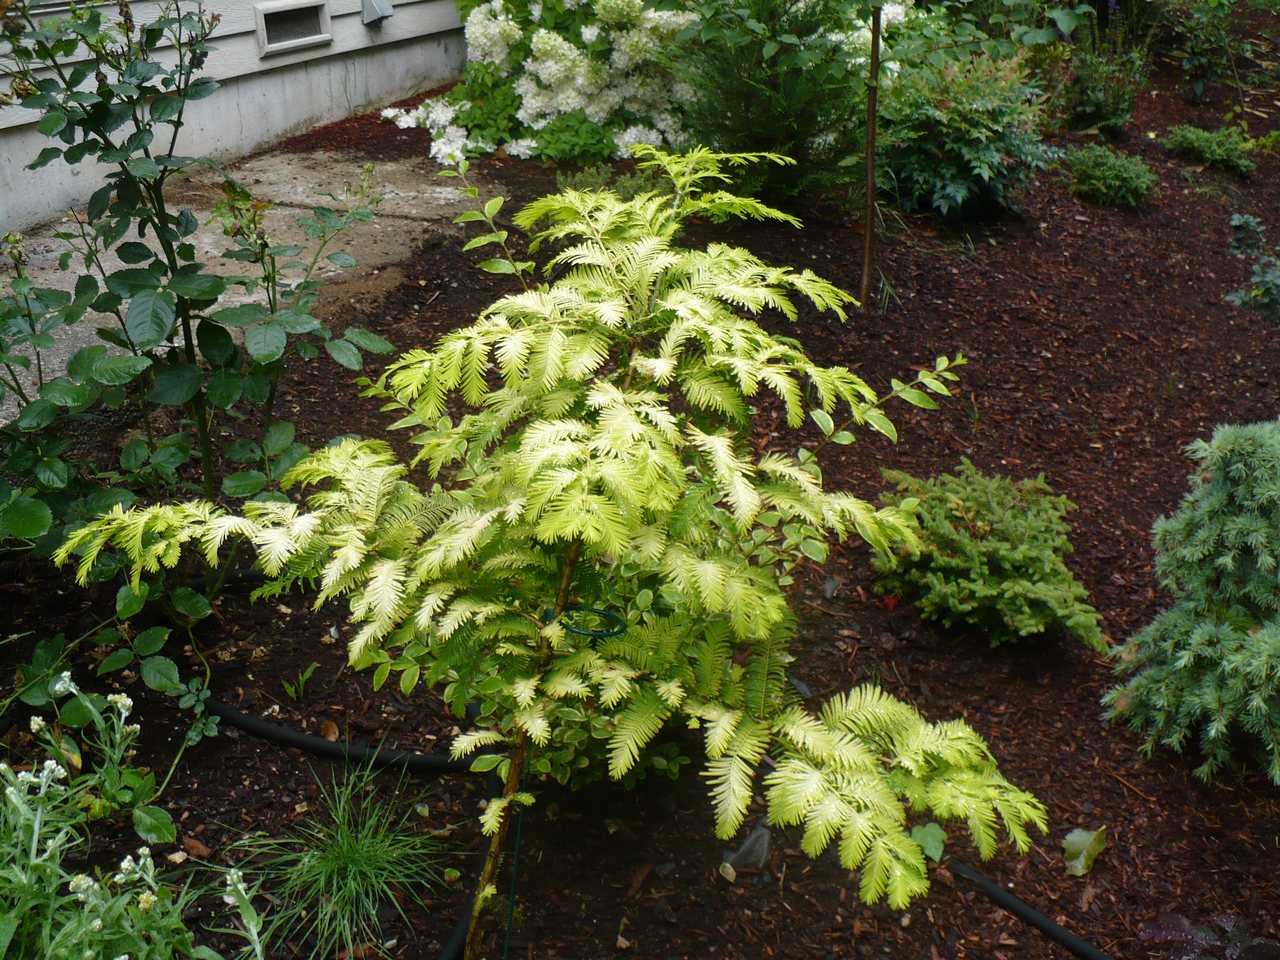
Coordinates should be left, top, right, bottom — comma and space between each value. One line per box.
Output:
230, 763, 450, 959
57, 149, 1048, 959
1105, 422, 1280, 785
874, 461, 1105, 650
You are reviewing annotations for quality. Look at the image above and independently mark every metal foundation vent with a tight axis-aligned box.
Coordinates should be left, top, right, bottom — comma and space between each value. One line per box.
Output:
255, 1, 332, 56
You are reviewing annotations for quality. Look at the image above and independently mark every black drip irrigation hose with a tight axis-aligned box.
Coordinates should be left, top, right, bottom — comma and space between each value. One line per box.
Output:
205, 698, 490, 960
206, 699, 472, 775
951, 860, 1114, 960
212, 705, 1109, 960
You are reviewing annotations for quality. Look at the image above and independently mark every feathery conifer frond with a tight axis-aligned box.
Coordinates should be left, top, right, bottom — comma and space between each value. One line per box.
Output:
55, 149, 1042, 914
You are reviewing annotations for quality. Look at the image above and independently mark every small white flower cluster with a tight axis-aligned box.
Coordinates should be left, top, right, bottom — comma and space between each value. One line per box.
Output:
106, 693, 133, 716
4, 759, 68, 810
381, 98, 492, 164
112, 846, 156, 886
69, 873, 101, 903
222, 868, 247, 905
50, 671, 78, 698
383, 0, 695, 164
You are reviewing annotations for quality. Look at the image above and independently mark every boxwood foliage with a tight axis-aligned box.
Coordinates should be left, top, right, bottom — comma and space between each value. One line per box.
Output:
874, 460, 1105, 650
1105, 422, 1280, 785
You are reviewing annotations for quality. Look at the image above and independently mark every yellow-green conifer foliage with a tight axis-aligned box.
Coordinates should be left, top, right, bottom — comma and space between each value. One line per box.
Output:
59, 148, 1047, 912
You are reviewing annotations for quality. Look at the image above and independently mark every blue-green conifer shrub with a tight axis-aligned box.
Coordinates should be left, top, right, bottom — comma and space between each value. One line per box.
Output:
1105, 422, 1280, 784
874, 460, 1105, 650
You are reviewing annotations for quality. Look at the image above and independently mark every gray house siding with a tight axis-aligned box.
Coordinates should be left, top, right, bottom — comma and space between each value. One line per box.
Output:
1, 0, 462, 230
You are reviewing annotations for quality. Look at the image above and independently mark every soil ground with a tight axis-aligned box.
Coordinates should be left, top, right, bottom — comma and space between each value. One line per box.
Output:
5, 17, 1280, 960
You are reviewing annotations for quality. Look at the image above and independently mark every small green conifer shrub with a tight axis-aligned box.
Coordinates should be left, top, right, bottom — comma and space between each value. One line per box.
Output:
1163, 124, 1257, 176
553, 163, 669, 202
56, 150, 1047, 939
1104, 422, 1280, 784
1066, 145, 1159, 209
873, 461, 1105, 650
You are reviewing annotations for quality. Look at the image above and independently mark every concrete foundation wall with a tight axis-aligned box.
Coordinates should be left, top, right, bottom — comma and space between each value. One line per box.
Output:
1, 4, 463, 231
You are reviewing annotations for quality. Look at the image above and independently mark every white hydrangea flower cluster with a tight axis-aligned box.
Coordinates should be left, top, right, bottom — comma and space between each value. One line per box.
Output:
382, 96, 492, 164
464, 0, 523, 70
382, 0, 696, 164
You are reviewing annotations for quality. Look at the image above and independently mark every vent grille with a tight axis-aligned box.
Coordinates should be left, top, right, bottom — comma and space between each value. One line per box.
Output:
264, 6, 324, 46
255, 1, 331, 56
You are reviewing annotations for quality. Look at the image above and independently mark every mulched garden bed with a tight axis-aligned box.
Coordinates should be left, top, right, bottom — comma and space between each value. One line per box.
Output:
5, 21, 1280, 960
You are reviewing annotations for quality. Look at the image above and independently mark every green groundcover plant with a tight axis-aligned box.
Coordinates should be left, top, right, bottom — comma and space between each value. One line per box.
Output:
1105, 422, 1280, 785
1, 678, 258, 960
1163, 124, 1257, 176
874, 460, 1105, 650
1066, 145, 1159, 209
1226, 213, 1280, 326
1, 755, 211, 960
56, 150, 1047, 955
1, 701, 267, 960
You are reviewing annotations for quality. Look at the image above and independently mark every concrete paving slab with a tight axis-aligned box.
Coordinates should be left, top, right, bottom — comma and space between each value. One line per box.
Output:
2, 145, 496, 421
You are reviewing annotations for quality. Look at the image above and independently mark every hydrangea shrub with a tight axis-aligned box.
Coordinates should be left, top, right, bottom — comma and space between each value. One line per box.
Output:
384, 0, 696, 164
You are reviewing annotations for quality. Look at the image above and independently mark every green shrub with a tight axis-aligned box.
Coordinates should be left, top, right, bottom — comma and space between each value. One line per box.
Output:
1066, 145, 1159, 208
874, 460, 1105, 650
1104, 422, 1280, 784
1226, 214, 1280, 325
1064, 45, 1145, 136
1163, 124, 1257, 175
880, 54, 1058, 217
1171, 0, 1240, 100
554, 163, 669, 202
670, 0, 867, 204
